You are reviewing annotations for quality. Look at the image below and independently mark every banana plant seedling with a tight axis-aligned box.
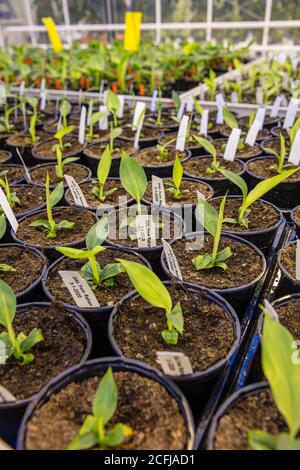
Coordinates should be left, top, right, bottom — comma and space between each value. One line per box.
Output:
107, 90, 120, 128
165, 153, 189, 200
204, 69, 217, 101
0, 279, 43, 365
109, 125, 123, 153
156, 137, 176, 161
219, 166, 300, 228
60, 98, 72, 128
56, 216, 123, 288
68, 367, 133, 450
194, 194, 232, 271
26, 96, 39, 145
29, 173, 75, 239
117, 259, 184, 346
52, 125, 74, 153
0, 101, 20, 134
248, 309, 300, 450
194, 136, 225, 174
87, 109, 108, 142
0, 171, 20, 210
267, 133, 295, 174
54, 137, 80, 179
92, 145, 117, 202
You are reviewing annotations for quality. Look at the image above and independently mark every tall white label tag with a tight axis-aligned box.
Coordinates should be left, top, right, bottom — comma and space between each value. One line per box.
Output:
59, 271, 100, 308
152, 176, 166, 206
277, 52, 287, 64
99, 105, 108, 130
199, 85, 205, 101
177, 101, 186, 120
200, 109, 209, 136
133, 101, 146, 129
99, 80, 105, 95
16, 149, 32, 182
40, 78, 46, 94
162, 239, 183, 280
223, 128, 241, 161
283, 98, 299, 129
186, 96, 194, 113
150, 89, 158, 113
231, 91, 238, 103
288, 128, 300, 165
245, 120, 261, 147
87, 100, 93, 126
0, 188, 18, 233
176, 115, 189, 151
264, 299, 279, 322
216, 93, 225, 125
117, 95, 125, 118
256, 107, 266, 130
296, 240, 300, 281
256, 87, 263, 105
40, 90, 47, 111
19, 81, 25, 97
0, 385, 16, 403
134, 109, 145, 149
136, 215, 156, 248
156, 351, 193, 376
270, 96, 282, 118
65, 175, 88, 208
78, 106, 86, 144
0, 82, 6, 105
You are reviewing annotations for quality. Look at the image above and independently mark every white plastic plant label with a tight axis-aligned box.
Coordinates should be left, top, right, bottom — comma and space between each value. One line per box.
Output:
176, 114, 189, 152
133, 101, 146, 129
216, 93, 225, 124
152, 175, 166, 206
270, 96, 282, 118
78, 106, 86, 145
87, 100, 93, 126
40, 90, 47, 111
256, 107, 266, 130
65, 175, 88, 208
136, 215, 156, 248
99, 105, 108, 130
19, 80, 25, 97
231, 91, 238, 104
117, 95, 125, 118
162, 239, 183, 280
0, 385, 16, 403
59, 271, 100, 308
199, 85, 205, 101
288, 128, 300, 165
200, 109, 209, 137
16, 148, 32, 182
0, 188, 18, 233
245, 120, 262, 147
150, 89, 158, 113
223, 128, 241, 162
156, 351, 193, 376
296, 240, 300, 281
186, 96, 194, 113
283, 98, 299, 129
264, 299, 279, 322
176, 100, 186, 120
40, 78, 46, 94
256, 87, 263, 105
99, 80, 105, 95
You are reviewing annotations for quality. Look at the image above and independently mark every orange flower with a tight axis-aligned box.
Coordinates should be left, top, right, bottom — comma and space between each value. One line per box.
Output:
139, 84, 145, 96
112, 84, 119, 93
55, 79, 63, 90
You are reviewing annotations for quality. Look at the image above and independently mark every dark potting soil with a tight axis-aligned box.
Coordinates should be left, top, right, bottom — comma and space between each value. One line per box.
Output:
6, 133, 42, 148
262, 139, 283, 154
114, 284, 236, 373
24, 371, 188, 450
279, 243, 298, 281
271, 127, 289, 139
46, 249, 145, 308
221, 125, 270, 141
0, 304, 86, 400
213, 389, 287, 450
34, 137, 85, 159
85, 128, 111, 145
84, 139, 135, 160
134, 148, 189, 167
183, 157, 243, 180
295, 206, 300, 224
121, 127, 161, 141
16, 207, 96, 248
144, 178, 213, 205
66, 180, 129, 209
159, 132, 209, 150
144, 115, 178, 129
0, 151, 11, 163
247, 158, 300, 182
169, 235, 264, 289
0, 165, 24, 184
29, 163, 90, 186
211, 197, 280, 232
43, 122, 79, 135
0, 245, 46, 295
215, 140, 261, 160
13, 185, 45, 215
276, 300, 300, 340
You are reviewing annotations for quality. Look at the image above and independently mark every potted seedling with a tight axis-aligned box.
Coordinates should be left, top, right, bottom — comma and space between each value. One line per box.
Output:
144, 89, 179, 134
276, 240, 300, 297
86, 108, 109, 143
262, 116, 300, 155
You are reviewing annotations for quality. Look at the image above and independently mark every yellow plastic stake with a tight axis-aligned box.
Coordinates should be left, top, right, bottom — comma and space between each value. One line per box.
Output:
124, 12, 142, 52
42, 17, 63, 54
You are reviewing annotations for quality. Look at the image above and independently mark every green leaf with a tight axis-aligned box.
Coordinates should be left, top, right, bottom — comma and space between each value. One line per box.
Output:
20, 328, 44, 353
195, 199, 218, 237
56, 246, 105, 259
162, 329, 178, 345
248, 430, 276, 450
0, 214, 6, 240
67, 432, 98, 451
116, 259, 172, 313
60, 99, 72, 119
100, 263, 124, 282
49, 181, 64, 208
275, 433, 300, 450
193, 136, 216, 159
98, 146, 112, 187
107, 90, 120, 114
167, 302, 183, 334
93, 367, 117, 425
62, 157, 80, 166
262, 313, 300, 438
86, 216, 109, 250
0, 264, 16, 272
105, 423, 132, 447
110, 127, 123, 141
219, 169, 248, 201
54, 125, 74, 142
215, 247, 233, 262
90, 110, 108, 128
193, 97, 204, 116
29, 220, 50, 230
56, 220, 75, 231
0, 279, 16, 328
120, 154, 147, 204
173, 153, 183, 192
222, 106, 239, 129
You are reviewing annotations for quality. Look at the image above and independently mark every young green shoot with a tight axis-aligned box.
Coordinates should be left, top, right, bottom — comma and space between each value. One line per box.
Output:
165, 153, 189, 200
267, 133, 294, 174
156, 88, 163, 126
29, 173, 75, 239
92, 145, 117, 202
87, 109, 108, 141
120, 152, 147, 216
52, 125, 74, 153
68, 367, 133, 450
0, 279, 43, 365
0, 171, 20, 210
156, 137, 176, 161
109, 125, 123, 153
193, 136, 224, 174
117, 259, 184, 346
107, 90, 120, 128
60, 98, 72, 128
193, 194, 232, 271
204, 68, 217, 101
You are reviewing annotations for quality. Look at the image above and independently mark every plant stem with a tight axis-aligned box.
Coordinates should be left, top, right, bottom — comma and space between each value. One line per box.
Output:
88, 254, 100, 285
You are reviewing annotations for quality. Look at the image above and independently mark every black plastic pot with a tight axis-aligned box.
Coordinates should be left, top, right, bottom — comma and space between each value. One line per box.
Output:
277, 240, 300, 297
206, 381, 268, 450
16, 357, 195, 450
144, 113, 179, 134
26, 162, 92, 189
83, 140, 136, 178
291, 204, 300, 237
12, 184, 46, 219
246, 156, 300, 210
158, 133, 212, 157
118, 126, 163, 149
260, 137, 280, 155
183, 156, 246, 197
0, 164, 25, 185
11, 206, 97, 260
271, 126, 289, 139
42, 247, 151, 357
160, 232, 266, 315
32, 136, 86, 165
0, 302, 92, 447
0, 150, 13, 164
108, 281, 241, 410
135, 147, 191, 180
215, 138, 263, 161
206, 196, 284, 250
5, 134, 36, 166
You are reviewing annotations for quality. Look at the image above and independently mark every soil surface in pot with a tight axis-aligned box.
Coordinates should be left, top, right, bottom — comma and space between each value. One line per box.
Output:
24, 371, 188, 450
43, 121, 78, 135
183, 157, 243, 180
66, 180, 129, 209
0, 151, 11, 163
84, 139, 135, 161
46, 249, 146, 308
16, 207, 96, 248
279, 243, 298, 281
33, 137, 85, 160
169, 235, 264, 289
262, 139, 284, 154
85, 128, 111, 145
0, 304, 86, 400
272, 127, 289, 139
121, 127, 162, 141
215, 140, 261, 160
0, 165, 24, 184
247, 158, 300, 182
144, 115, 178, 130
211, 197, 280, 232
0, 245, 46, 295
13, 185, 45, 215
213, 389, 286, 450
29, 163, 90, 186
294, 206, 300, 224
144, 178, 213, 205
114, 283, 236, 372
275, 299, 300, 339
134, 148, 188, 168
6, 133, 42, 148
159, 132, 207, 149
